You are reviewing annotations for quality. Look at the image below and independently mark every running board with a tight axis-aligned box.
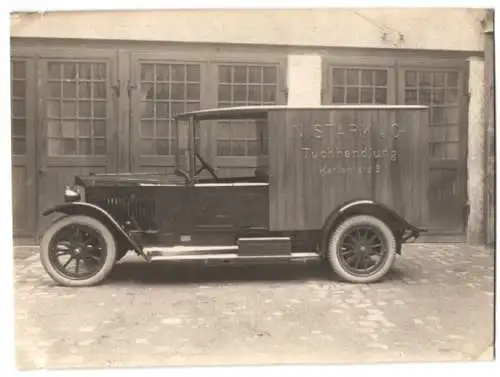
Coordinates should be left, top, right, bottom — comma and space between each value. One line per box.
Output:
141, 237, 318, 263
144, 245, 239, 257
149, 251, 319, 262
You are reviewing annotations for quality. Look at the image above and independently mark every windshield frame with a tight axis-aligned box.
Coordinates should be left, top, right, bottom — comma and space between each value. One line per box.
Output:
174, 116, 194, 178
174, 113, 269, 180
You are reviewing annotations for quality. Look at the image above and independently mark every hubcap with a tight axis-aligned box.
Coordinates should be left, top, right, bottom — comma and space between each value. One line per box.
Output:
337, 225, 388, 276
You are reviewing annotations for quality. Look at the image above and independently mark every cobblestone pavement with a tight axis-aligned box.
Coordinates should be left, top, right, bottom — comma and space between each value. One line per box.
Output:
14, 243, 494, 370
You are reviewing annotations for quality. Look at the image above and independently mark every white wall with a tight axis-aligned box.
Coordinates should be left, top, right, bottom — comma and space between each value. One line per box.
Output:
287, 55, 322, 106
11, 9, 486, 52
467, 56, 486, 244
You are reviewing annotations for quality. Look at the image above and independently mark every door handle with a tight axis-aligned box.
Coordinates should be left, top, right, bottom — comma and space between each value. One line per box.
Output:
127, 81, 137, 98
110, 80, 121, 97
38, 167, 47, 175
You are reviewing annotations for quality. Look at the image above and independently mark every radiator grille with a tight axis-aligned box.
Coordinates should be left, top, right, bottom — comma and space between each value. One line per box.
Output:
86, 189, 156, 226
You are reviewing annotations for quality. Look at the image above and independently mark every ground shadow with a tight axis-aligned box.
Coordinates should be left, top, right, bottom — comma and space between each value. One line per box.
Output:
108, 260, 332, 285
105, 259, 408, 286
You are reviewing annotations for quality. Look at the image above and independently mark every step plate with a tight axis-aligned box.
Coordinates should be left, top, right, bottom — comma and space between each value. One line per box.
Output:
237, 237, 291, 256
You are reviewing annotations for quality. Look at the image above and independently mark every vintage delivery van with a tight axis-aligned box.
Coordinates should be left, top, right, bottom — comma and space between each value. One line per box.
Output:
39, 105, 429, 287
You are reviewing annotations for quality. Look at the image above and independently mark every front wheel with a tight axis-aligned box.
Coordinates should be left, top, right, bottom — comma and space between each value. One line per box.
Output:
326, 215, 396, 283
40, 215, 117, 287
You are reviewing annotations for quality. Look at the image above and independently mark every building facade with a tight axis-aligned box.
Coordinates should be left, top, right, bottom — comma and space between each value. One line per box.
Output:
10, 9, 493, 244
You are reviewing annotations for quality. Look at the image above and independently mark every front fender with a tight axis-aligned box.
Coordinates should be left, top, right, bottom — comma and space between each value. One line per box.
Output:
43, 202, 145, 259
320, 199, 427, 255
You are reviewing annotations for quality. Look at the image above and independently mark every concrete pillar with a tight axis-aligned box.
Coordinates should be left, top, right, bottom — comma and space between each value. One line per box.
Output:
483, 12, 495, 246
467, 56, 486, 244
286, 54, 322, 106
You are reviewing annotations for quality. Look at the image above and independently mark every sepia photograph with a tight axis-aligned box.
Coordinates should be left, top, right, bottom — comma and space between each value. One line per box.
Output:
2, 2, 497, 375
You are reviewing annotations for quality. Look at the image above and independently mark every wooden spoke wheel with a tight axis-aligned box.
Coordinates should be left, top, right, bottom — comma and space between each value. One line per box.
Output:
40, 215, 117, 287
327, 215, 396, 283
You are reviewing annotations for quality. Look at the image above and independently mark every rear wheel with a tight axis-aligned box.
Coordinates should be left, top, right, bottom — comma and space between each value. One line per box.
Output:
326, 215, 396, 283
40, 215, 117, 287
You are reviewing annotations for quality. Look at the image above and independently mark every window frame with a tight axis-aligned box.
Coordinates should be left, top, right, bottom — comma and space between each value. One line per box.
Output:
209, 54, 287, 169
396, 57, 469, 167
36, 47, 119, 168
9, 51, 37, 237
321, 55, 397, 106
11, 59, 31, 157
129, 51, 211, 171
136, 61, 203, 156
44, 60, 109, 157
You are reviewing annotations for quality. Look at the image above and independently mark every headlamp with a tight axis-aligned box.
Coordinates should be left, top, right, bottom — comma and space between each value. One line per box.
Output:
64, 186, 81, 202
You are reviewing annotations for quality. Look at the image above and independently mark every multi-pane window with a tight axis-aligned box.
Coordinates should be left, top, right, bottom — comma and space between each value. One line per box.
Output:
11, 61, 26, 155
404, 70, 460, 159
46, 61, 108, 156
331, 68, 388, 104
217, 64, 278, 156
139, 63, 201, 156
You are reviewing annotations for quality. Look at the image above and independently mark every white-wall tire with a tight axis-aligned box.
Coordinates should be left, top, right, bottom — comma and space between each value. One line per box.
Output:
326, 215, 396, 283
40, 215, 117, 287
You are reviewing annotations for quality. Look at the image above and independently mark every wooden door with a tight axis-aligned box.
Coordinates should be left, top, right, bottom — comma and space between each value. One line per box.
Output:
11, 58, 36, 238
129, 52, 208, 174
322, 56, 468, 238
36, 49, 119, 235
398, 63, 468, 237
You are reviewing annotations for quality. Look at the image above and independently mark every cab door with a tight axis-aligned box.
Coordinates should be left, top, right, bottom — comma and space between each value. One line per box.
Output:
189, 182, 270, 233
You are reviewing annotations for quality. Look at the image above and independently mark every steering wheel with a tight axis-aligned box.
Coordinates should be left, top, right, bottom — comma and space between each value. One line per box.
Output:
195, 151, 218, 179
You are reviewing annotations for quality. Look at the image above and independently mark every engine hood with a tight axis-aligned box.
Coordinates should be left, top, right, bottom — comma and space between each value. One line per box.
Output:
74, 172, 185, 187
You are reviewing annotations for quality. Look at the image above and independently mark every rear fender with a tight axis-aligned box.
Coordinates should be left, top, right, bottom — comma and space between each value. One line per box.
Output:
320, 200, 426, 256
43, 202, 147, 260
